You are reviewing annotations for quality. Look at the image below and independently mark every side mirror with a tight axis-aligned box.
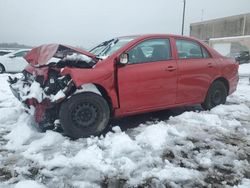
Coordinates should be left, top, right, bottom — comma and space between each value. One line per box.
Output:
9, 54, 15, 58
119, 53, 129, 65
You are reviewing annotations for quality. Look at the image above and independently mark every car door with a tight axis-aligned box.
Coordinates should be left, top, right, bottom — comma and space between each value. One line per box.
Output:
8, 51, 29, 72
174, 38, 218, 104
117, 38, 177, 113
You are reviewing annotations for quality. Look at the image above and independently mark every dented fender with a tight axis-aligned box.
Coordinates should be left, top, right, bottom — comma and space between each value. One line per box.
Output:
61, 67, 119, 108
74, 83, 102, 96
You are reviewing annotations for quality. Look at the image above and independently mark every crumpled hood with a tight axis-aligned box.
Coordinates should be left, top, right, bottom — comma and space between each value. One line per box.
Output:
24, 44, 96, 66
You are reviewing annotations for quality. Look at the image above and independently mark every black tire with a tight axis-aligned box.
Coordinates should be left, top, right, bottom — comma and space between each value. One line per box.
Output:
0, 64, 5, 74
201, 81, 227, 110
59, 92, 110, 138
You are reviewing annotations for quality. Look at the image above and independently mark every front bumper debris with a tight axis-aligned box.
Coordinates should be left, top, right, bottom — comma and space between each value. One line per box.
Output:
8, 73, 74, 124
9, 84, 21, 101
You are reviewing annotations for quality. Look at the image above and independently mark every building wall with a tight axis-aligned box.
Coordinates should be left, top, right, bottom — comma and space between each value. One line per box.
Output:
190, 13, 250, 40
209, 36, 250, 57
246, 15, 250, 35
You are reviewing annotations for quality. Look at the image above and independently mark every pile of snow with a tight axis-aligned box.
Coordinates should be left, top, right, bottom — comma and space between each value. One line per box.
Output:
14, 180, 46, 188
65, 53, 93, 63
238, 63, 250, 77
0, 74, 250, 188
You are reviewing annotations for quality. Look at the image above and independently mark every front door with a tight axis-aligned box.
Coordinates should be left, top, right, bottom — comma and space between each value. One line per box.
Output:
117, 38, 177, 113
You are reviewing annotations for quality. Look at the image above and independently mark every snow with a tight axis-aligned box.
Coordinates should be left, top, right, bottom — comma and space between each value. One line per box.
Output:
234, 179, 250, 188
136, 123, 185, 150
14, 180, 47, 188
239, 63, 250, 77
10, 78, 45, 103
65, 53, 92, 63
10, 75, 67, 104
10, 77, 101, 105
50, 90, 66, 102
0, 63, 250, 187
5, 114, 37, 150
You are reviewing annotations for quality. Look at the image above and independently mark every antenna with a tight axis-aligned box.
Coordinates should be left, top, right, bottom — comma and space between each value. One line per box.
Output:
181, 0, 186, 35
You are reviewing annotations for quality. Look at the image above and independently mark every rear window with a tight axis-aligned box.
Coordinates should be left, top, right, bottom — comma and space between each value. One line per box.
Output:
176, 39, 210, 59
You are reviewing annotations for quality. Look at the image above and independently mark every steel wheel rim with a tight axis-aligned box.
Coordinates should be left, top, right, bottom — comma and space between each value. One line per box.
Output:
71, 102, 99, 128
211, 89, 222, 105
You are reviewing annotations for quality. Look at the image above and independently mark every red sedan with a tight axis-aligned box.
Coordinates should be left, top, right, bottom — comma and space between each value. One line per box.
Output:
9, 34, 239, 138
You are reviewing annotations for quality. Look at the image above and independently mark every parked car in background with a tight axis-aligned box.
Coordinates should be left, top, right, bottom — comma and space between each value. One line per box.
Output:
0, 50, 14, 56
9, 34, 239, 138
235, 51, 250, 64
0, 49, 30, 73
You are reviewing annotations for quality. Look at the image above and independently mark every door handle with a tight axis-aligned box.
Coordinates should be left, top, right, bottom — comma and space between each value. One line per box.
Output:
165, 66, 177, 71
208, 63, 213, 68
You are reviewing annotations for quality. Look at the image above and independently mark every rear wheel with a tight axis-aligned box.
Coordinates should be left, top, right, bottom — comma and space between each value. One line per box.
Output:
201, 81, 227, 110
0, 64, 5, 74
59, 92, 110, 139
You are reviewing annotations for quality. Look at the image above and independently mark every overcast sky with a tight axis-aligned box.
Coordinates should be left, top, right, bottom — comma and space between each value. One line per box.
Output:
0, 0, 249, 48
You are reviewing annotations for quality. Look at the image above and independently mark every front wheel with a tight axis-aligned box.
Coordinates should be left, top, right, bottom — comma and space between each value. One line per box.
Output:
201, 81, 227, 110
59, 92, 110, 139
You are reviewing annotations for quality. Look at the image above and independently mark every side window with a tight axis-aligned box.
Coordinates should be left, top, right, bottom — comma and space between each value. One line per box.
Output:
202, 47, 210, 58
14, 51, 28, 57
128, 39, 171, 64
176, 39, 205, 59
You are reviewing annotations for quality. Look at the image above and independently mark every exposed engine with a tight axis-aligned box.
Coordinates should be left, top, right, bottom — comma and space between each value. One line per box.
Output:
43, 69, 71, 95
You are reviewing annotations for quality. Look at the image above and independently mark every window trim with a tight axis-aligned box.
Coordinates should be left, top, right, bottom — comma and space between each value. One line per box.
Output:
175, 38, 211, 60
201, 46, 211, 58
125, 38, 173, 65
14, 51, 29, 57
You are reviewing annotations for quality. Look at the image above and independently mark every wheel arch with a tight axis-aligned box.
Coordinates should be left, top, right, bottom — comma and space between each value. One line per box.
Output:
201, 77, 229, 110
212, 77, 229, 95
203, 77, 230, 102
74, 83, 114, 117
95, 84, 114, 117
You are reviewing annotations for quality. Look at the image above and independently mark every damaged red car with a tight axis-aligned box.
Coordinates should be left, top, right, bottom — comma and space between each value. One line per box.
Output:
8, 34, 239, 138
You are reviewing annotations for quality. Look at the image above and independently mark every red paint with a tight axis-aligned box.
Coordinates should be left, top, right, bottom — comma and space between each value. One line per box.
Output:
24, 34, 239, 122
25, 44, 96, 66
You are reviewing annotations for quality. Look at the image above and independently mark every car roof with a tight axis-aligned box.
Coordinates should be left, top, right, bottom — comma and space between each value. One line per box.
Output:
118, 34, 199, 41
117, 34, 222, 58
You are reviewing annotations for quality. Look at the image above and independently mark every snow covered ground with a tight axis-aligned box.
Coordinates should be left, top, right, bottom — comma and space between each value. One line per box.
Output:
239, 63, 250, 77
0, 66, 250, 188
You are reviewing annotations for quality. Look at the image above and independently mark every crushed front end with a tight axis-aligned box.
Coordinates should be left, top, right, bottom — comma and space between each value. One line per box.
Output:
9, 69, 73, 129
8, 44, 97, 130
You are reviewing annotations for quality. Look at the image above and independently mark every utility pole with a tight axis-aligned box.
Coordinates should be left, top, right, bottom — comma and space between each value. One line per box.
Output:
181, 0, 186, 35
201, 9, 204, 21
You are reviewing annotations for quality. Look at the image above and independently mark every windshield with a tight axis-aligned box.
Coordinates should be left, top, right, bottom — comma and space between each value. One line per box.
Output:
90, 37, 136, 59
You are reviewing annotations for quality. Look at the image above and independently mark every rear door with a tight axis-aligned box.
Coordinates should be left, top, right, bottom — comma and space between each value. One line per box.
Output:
174, 38, 218, 104
117, 38, 177, 113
